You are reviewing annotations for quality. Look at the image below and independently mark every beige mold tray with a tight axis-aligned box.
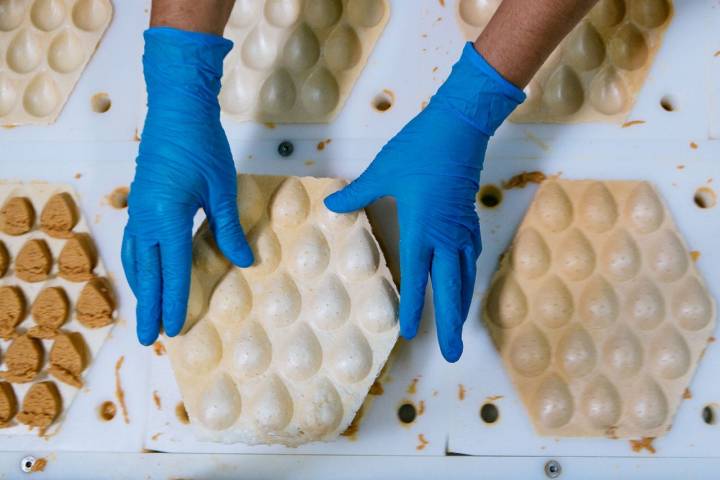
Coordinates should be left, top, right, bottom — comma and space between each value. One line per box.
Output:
166, 175, 399, 446
219, 0, 389, 123
484, 180, 715, 438
0, 183, 116, 436
0, 0, 113, 126
456, 0, 673, 123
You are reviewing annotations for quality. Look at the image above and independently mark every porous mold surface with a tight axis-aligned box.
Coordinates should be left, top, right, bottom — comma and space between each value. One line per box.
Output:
484, 180, 716, 437
166, 174, 399, 446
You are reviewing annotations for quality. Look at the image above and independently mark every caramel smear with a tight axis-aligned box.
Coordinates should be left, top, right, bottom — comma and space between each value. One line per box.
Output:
30, 457, 47, 472
0, 196, 35, 236
152, 341, 166, 356
621, 120, 646, 128
0, 381, 18, 427
369, 379, 384, 395
58, 233, 97, 281
407, 377, 419, 395
17, 381, 62, 434
0, 334, 44, 383
458, 384, 466, 401
99, 400, 116, 421
175, 401, 189, 425
152, 390, 162, 410
503, 171, 547, 189
29, 286, 69, 338
0, 240, 8, 277
630, 437, 656, 454
690, 251, 701, 263
416, 433, 429, 451
107, 187, 129, 210
0, 286, 26, 339
316, 138, 332, 151
49, 332, 88, 387
77, 278, 115, 328
115, 356, 129, 424
15, 239, 52, 282
40, 192, 79, 238
682, 387, 692, 400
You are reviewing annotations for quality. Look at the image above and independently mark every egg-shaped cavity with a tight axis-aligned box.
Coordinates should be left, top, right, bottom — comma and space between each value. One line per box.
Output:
209, 269, 253, 322
177, 322, 222, 373
533, 181, 574, 233
624, 183, 664, 234
649, 326, 691, 379
542, 65, 584, 116
308, 274, 351, 330
278, 323, 323, 381
287, 226, 331, 278
264, 0, 301, 27
631, 0, 671, 28
556, 325, 597, 378
48, 30, 86, 74
192, 229, 228, 275
329, 325, 373, 384
672, 277, 713, 331
602, 326, 643, 378
229, 0, 262, 27
356, 277, 398, 334
578, 182, 618, 233
250, 375, 294, 431
255, 273, 301, 328
629, 377, 668, 429
269, 177, 310, 228
7, 30, 43, 74
23, 73, 61, 118
647, 230, 689, 282
590, 0, 625, 27
533, 275, 574, 329
579, 276, 619, 329
557, 229, 596, 282
337, 227, 379, 281
316, 179, 358, 230
303, 0, 342, 29
236, 175, 264, 231
509, 324, 551, 377
197, 374, 243, 430
72, 0, 110, 31
694, 187, 716, 209
625, 278, 665, 330
228, 321, 272, 380
241, 26, 278, 71
0, 0, 26, 31
0, 74, 19, 116
580, 375, 622, 428
565, 22, 605, 71
31, 0, 66, 31
298, 378, 343, 435
608, 24, 648, 71
220, 69, 256, 115
600, 229, 641, 282
282, 23, 320, 72
532, 374, 574, 429
300, 68, 340, 115
486, 274, 528, 329
325, 25, 362, 71
458, 0, 499, 27
511, 227, 551, 279
589, 66, 629, 115
347, 0, 386, 27
185, 272, 206, 327
259, 68, 297, 114
245, 225, 282, 275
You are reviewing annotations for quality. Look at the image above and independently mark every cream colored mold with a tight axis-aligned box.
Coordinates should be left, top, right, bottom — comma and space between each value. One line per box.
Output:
0, 0, 112, 126
167, 175, 399, 446
456, 0, 672, 123
484, 180, 715, 437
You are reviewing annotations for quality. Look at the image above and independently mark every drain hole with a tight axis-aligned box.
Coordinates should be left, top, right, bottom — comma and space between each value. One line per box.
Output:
397, 402, 417, 424
277, 140, 294, 157
703, 405, 716, 425
480, 402, 499, 424
694, 187, 717, 209
373, 89, 395, 112
660, 95, 676, 112
478, 184, 503, 208
91, 92, 111, 113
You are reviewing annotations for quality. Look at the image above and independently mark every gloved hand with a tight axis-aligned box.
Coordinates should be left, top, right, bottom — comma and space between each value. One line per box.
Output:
122, 27, 253, 346
325, 43, 525, 362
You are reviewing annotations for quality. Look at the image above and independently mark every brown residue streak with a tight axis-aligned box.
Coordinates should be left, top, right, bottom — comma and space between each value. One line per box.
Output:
304, 160, 315, 167
486, 395, 504, 402
407, 377, 419, 395
622, 120, 646, 128
709, 336, 716, 343
341, 404, 366, 441
30, 457, 47, 472
263, 122, 276, 129
133, 128, 140, 142
458, 384, 466, 401
502, 171, 546, 189
99, 400, 116, 421
682, 387, 692, 400
107, 187, 129, 209
150, 432, 162, 441
369, 380, 384, 395
175, 402, 189, 425
115, 356, 129, 424
438, 0, 445, 6
418, 400, 425, 416
74, 173, 82, 180
416, 433, 429, 450
316, 138, 332, 151
605, 425, 619, 439
690, 142, 699, 149
677, 165, 685, 170
630, 437, 656, 454
714, 50, 720, 57
152, 390, 162, 410
152, 341, 166, 356
691, 251, 701, 262
432, 66, 438, 73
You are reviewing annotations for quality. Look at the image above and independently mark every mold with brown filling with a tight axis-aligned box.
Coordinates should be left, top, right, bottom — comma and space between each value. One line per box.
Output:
58, 233, 97, 281
0, 286, 26, 339
49, 332, 88, 387
0, 197, 35, 236
76, 277, 115, 328
0, 240, 8, 278
40, 192, 79, 239
0, 334, 44, 383
0, 382, 18, 427
28, 286, 69, 339
15, 239, 52, 282
17, 381, 62, 434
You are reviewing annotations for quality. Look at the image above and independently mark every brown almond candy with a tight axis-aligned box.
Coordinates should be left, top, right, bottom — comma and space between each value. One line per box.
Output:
0, 197, 35, 236
0, 240, 8, 278
0, 334, 44, 383
49, 332, 88, 388
58, 233, 97, 282
0, 286, 26, 339
0, 382, 18, 427
40, 192, 79, 239
28, 286, 70, 339
17, 381, 62, 434
15, 239, 52, 282
77, 277, 115, 328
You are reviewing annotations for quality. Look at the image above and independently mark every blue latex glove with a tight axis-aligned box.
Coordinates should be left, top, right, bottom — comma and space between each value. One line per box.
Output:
325, 43, 525, 362
122, 27, 253, 346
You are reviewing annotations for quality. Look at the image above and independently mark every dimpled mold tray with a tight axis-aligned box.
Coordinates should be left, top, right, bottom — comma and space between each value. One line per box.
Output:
0, 0, 113, 126
166, 174, 399, 446
456, 0, 672, 123
218, 0, 389, 123
484, 180, 716, 438
0, 183, 116, 436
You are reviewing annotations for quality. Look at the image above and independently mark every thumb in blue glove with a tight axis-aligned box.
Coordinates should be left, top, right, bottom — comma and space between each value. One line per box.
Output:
325, 43, 524, 362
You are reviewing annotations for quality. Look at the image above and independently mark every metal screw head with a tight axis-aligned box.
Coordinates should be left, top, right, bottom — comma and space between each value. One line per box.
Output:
20, 456, 36, 473
277, 140, 294, 157
544, 459, 561, 478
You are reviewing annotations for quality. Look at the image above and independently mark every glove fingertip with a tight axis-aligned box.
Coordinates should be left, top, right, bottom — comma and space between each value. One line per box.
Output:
163, 303, 187, 338
441, 338, 463, 363
323, 191, 349, 213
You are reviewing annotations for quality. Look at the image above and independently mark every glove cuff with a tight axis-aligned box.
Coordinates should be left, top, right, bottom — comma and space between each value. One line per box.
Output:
432, 42, 526, 137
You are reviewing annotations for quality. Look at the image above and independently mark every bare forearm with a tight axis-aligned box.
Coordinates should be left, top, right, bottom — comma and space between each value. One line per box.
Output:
150, 0, 235, 35
475, 0, 599, 88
